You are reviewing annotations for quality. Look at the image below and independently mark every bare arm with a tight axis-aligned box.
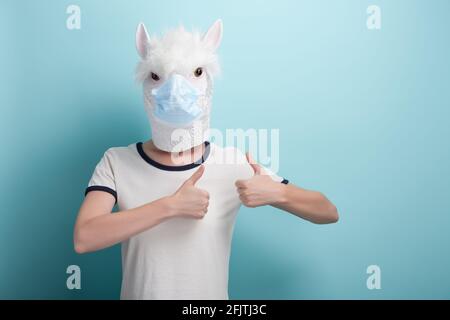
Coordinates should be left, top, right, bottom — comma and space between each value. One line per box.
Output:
235, 153, 339, 224
74, 165, 209, 254
74, 192, 173, 254
272, 183, 338, 224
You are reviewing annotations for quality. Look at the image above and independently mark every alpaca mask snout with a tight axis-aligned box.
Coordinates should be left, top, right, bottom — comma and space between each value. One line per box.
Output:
150, 74, 203, 125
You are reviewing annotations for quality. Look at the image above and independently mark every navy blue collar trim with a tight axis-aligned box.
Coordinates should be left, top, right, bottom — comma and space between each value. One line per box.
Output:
136, 141, 210, 171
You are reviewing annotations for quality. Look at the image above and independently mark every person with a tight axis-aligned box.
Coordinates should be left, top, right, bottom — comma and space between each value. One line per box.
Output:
73, 19, 338, 300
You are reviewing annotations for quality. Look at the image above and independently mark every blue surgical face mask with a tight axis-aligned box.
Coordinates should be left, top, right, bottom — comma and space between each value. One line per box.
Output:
150, 74, 202, 125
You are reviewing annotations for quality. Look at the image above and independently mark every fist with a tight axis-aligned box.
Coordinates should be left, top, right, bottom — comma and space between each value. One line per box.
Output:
235, 153, 285, 208
169, 165, 210, 219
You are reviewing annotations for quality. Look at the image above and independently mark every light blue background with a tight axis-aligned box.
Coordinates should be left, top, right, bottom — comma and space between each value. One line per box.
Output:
1, 0, 449, 299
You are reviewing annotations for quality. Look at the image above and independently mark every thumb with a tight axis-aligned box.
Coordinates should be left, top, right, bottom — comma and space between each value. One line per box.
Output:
184, 165, 205, 186
246, 152, 261, 175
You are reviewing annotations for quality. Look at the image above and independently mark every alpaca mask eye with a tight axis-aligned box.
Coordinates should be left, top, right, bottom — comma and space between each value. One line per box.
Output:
194, 67, 203, 77
150, 72, 160, 81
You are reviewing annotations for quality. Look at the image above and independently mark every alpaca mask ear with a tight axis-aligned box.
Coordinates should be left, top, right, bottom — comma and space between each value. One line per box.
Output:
202, 19, 223, 51
136, 23, 150, 59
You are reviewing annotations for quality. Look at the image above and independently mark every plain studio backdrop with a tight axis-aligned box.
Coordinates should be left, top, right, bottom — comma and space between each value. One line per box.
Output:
0, 0, 449, 299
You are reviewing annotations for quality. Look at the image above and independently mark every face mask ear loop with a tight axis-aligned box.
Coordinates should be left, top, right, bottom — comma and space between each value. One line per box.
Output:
203, 71, 214, 111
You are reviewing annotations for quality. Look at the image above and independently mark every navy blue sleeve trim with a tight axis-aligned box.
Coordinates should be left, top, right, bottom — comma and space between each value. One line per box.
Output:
281, 178, 289, 184
85, 186, 117, 203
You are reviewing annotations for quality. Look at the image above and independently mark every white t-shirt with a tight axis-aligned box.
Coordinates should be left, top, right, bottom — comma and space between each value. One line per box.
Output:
85, 142, 287, 300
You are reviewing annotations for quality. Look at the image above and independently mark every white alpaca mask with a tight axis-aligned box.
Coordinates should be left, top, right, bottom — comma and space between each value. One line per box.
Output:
135, 20, 223, 152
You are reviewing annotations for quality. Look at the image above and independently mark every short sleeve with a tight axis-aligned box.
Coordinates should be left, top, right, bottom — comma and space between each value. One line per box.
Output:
234, 147, 289, 184
261, 166, 289, 184
84, 149, 117, 203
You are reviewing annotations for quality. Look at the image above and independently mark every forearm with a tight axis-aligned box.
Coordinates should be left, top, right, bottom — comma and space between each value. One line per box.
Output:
273, 184, 339, 224
74, 197, 173, 253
